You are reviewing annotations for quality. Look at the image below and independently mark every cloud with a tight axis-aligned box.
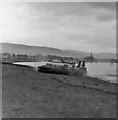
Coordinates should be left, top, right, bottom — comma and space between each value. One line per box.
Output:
87, 2, 116, 11
28, 2, 116, 23
0, 2, 116, 53
95, 11, 116, 22
87, 2, 116, 22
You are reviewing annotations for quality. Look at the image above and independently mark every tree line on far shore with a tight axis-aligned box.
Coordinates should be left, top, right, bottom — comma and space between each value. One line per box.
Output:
0, 52, 118, 63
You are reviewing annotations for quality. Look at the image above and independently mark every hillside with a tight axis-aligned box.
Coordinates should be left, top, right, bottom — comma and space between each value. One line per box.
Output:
1, 43, 116, 59
1, 43, 88, 58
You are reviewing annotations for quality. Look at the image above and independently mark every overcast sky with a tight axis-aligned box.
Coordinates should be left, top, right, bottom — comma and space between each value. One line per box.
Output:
0, 2, 116, 53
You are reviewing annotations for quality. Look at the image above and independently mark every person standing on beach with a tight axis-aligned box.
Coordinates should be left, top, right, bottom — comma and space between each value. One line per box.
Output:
82, 61, 85, 68
77, 61, 81, 68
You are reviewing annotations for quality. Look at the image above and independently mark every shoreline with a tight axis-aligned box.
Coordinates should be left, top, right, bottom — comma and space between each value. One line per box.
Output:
3, 62, 117, 84
14, 61, 117, 84
2, 63, 116, 118
2, 62, 117, 94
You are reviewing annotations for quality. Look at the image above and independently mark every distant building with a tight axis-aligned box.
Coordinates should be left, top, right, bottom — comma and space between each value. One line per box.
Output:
84, 53, 96, 62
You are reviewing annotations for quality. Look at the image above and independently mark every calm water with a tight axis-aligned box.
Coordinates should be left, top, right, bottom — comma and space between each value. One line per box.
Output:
86, 63, 117, 83
14, 62, 117, 83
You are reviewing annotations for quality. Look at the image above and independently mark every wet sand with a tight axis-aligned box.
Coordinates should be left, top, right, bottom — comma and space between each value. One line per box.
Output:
2, 63, 116, 118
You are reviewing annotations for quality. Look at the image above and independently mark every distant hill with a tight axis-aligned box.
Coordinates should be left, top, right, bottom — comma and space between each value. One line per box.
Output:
0, 43, 116, 59
93, 53, 116, 59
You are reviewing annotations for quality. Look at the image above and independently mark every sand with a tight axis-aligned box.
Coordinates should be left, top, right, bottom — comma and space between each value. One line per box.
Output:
2, 63, 117, 118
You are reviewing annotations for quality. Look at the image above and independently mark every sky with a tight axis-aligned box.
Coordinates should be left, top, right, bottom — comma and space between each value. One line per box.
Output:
0, 2, 116, 53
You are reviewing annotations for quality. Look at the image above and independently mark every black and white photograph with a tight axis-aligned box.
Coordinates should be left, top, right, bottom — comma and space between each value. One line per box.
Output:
0, 0, 117, 118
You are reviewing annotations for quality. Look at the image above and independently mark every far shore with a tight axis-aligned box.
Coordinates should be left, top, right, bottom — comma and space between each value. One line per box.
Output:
2, 63, 116, 118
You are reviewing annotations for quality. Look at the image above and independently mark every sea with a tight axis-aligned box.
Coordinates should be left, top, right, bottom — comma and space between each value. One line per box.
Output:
14, 62, 117, 83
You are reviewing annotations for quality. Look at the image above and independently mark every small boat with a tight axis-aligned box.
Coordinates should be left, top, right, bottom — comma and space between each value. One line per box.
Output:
38, 61, 87, 76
